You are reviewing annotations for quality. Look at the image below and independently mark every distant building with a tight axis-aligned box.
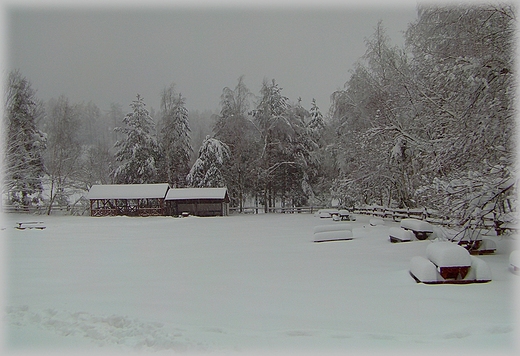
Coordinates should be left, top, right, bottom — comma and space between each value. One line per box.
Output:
87, 183, 170, 217
164, 187, 230, 217
87, 184, 229, 217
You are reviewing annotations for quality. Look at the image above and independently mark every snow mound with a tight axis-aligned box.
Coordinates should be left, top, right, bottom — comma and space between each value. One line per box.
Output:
5, 306, 201, 352
426, 242, 472, 267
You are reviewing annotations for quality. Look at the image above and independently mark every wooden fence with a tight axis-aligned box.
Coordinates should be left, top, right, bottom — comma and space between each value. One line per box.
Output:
229, 206, 326, 214
228, 204, 511, 234
2, 204, 74, 215
3, 202, 512, 234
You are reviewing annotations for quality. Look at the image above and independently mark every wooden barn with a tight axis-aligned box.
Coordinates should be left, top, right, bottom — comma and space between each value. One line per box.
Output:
88, 183, 170, 217
165, 187, 230, 217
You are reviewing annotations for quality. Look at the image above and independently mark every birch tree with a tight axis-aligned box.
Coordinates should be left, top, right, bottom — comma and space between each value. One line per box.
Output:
45, 96, 82, 214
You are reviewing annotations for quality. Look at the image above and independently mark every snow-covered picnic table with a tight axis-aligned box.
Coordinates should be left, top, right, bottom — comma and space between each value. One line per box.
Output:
15, 221, 46, 230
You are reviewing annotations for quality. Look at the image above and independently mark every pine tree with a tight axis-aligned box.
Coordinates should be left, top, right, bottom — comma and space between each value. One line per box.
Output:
187, 136, 230, 188
307, 98, 325, 142
3, 70, 46, 207
159, 85, 192, 187
113, 94, 160, 184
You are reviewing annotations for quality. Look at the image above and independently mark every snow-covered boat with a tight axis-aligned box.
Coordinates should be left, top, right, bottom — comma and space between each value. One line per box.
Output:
410, 242, 491, 284
400, 218, 433, 240
388, 227, 415, 243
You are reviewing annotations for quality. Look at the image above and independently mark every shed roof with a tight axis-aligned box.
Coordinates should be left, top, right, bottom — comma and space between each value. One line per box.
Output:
87, 183, 170, 200
165, 187, 228, 201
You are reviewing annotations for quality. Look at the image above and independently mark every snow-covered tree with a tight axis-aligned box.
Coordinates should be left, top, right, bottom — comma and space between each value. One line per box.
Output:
307, 98, 325, 140
328, 4, 516, 228
405, 4, 516, 225
158, 85, 192, 187
187, 136, 230, 188
113, 94, 160, 184
214, 76, 257, 211
45, 96, 83, 214
250, 78, 292, 211
3, 70, 46, 207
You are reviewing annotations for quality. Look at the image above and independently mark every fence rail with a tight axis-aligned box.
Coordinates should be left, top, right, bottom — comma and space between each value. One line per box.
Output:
229, 206, 326, 214
2, 204, 71, 215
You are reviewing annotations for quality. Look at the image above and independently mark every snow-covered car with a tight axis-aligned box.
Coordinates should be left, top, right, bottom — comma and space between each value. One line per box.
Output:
400, 218, 434, 240
410, 241, 491, 284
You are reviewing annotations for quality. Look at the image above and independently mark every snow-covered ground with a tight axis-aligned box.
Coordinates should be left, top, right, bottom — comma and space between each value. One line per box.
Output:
1, 212, 518, 354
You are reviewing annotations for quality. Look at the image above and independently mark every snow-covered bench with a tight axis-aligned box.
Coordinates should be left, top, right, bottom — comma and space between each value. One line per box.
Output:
410, 242, 491, 284
316, 209, 339, 219
388, 227, 415, 243
369, 218, 384, 226
457, 238, 497, 255
313, 224, 353, 243
400, 218, 433, 240
16, 221, 46, 230
314, 224, 352, 234
338, 209, 354, 221
452, 228, 497, 255
314, 230, 353, 243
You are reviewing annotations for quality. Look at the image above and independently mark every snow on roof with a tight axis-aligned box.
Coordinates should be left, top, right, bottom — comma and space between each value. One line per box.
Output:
87, 184, 170, 200
165, 187, 228, 201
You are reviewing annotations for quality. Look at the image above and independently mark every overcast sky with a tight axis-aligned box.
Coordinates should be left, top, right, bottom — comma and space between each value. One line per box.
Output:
5, 1, 419, 114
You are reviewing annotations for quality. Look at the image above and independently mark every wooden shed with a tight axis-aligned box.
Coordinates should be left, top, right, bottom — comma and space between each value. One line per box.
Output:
165, 187, 230, 217
88, 183, 170, 217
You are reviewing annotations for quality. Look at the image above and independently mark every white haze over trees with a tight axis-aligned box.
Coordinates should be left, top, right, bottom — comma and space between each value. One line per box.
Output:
2, 2, 516, 228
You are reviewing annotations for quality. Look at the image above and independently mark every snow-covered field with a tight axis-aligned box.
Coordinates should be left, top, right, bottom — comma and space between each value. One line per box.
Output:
1, 212, 518, 354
